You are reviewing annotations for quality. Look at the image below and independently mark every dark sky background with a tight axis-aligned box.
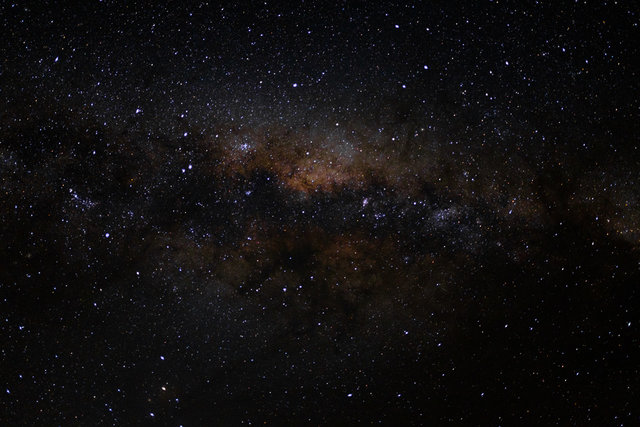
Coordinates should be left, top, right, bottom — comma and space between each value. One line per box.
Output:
1, 0, 639, 424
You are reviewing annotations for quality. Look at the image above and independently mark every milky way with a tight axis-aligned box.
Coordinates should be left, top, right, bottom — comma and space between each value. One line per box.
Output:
1, 1, 639, 424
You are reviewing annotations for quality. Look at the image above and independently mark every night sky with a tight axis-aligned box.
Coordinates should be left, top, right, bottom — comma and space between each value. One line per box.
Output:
1, 1, 639, 424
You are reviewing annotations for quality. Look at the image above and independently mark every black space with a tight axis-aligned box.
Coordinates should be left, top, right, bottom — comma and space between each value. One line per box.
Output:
1, 1, 639, 425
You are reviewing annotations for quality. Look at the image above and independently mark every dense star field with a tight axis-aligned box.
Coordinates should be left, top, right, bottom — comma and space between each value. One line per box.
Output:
1, 1, 639, 424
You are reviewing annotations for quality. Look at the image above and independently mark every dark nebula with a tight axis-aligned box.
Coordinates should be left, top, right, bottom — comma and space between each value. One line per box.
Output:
1, 1, 639, 424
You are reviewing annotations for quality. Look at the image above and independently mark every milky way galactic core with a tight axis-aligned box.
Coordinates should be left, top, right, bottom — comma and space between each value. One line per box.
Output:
1, 1, 639, 424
